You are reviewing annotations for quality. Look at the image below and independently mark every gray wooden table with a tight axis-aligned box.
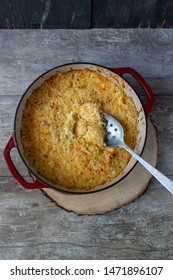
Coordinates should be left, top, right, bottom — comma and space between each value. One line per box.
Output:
0, 29, 173, 260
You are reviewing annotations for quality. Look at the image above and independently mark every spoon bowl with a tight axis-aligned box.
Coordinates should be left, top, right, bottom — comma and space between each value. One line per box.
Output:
104, 114, 125, 147
104, 113, 173, 195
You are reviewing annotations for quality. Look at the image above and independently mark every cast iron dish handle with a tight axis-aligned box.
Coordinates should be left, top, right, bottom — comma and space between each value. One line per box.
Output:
3, 133, 48, 189
111, 67, 154, 117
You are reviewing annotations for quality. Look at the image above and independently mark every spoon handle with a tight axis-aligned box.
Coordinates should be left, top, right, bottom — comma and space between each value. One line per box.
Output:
123, 144, 173, 195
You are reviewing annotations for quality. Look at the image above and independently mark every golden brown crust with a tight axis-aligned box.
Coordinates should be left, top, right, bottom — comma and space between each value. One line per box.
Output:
21, 69, 138, 190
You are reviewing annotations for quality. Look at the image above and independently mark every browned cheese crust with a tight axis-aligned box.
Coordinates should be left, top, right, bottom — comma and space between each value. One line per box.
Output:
21, 69, 138, 190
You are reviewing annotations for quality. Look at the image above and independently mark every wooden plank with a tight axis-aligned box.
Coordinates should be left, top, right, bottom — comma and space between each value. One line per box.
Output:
0, 29, 173, 96
1, 0, 173, 29
0, 0, 45, 28
0, 0, 91, 29
92, 0, 173, 28
0, 177, 173, 259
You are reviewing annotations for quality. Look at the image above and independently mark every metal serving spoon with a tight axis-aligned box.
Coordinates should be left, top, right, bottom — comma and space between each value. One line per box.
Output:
104, 113, 173, 195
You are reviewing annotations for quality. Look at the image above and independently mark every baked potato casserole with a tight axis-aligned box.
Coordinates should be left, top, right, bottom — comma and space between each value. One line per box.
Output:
21, 68, 138, 190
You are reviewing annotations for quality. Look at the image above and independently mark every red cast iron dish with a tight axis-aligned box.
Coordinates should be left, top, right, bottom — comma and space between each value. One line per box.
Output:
3, 63, 154, 193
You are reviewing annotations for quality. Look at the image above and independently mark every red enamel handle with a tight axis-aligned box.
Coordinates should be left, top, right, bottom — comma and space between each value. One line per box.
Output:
3, 133, 48, 189
111, 67, 154, 117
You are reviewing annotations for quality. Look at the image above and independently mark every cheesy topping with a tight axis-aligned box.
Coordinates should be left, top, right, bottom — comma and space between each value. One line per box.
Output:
21, 68, 138, 190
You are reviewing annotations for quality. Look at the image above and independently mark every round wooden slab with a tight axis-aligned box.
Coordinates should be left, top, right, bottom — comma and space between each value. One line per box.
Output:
42, 119, 157, 214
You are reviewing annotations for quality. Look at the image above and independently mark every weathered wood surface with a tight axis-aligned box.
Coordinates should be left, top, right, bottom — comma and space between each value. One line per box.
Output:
0, 29, 173, 259
0, 0, 172, 28
0, 0, 91, 29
